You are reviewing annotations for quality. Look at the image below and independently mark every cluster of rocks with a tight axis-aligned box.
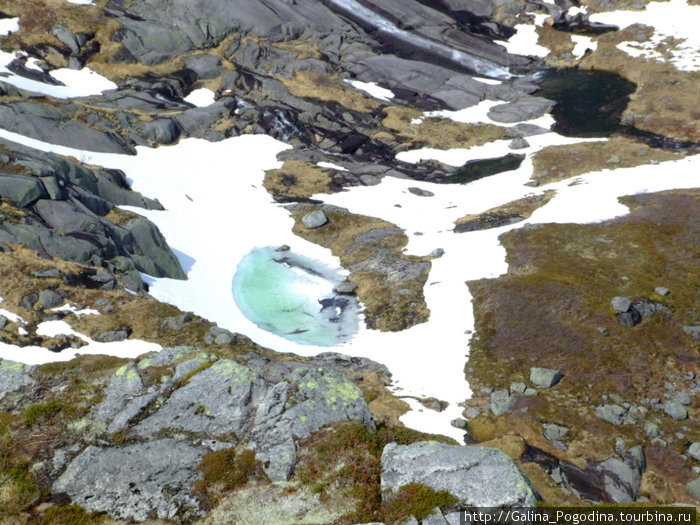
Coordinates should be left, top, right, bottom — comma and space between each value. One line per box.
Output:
488, 366, 563, 416
0, 141, 184, 291
610, 295, 670, 327
0, 348, 540, 522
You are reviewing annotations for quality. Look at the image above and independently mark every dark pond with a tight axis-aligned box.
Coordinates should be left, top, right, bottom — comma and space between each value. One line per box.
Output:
534, 68, 636, 138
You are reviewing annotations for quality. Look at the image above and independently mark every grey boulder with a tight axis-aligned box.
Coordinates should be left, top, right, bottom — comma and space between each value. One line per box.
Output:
0, 360, 35, 403
301, 210, 328, 229
249, 366, 374, 481
530, 367, 563, 388
53, 439, 205, 521
381, 441, 538, 508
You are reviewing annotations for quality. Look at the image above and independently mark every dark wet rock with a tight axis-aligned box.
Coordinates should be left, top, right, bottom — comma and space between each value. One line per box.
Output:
381, 441, 538, 507
0, 360, 35, 403
53, 439, 205, 521
301, 209, 328, 229
0, 175, 47, 207
596, 457, 641, 503
530, 367, 563, 388
490, 389, 515, 416
249, 366, 373, 481
133, 359, 267, 439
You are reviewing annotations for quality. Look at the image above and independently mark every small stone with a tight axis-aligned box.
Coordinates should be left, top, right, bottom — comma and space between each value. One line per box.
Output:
662, 400, 687, 420
596, 404, 626, 425
465, 407, 481, 419
276, 245, 290, 252
429, 248, 445, 258
687, 478, 700, 499
334, 280, 357, 294
490, 389, 515, 416
674, 391, 691, 406
407, 187, 434, 197
682, 326, 700, 340
530, 367, 563, 388
509, 138, 530, 150
524, 388, 538, 396
688, 443, 700, 461
451, 418, 468, 430
611, 296, 631, 313
33, 268, 61, 278
596, 326, 608, 335
38, 289, 64, 309
510, 382, 526, 395
20, 292, 38, 311
96, 329, 130, 343
214, 332, 234, 345
0, 315, 6, 330
606, 155, 620, 164
481, 386, 493, 395
543, 423, 569, 442
301, 210, 328, 229
654, 286, 670, 296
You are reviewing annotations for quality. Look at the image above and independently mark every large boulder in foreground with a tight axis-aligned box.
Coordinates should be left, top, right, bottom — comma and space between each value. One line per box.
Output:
381, 441, 538, 508
53, 439, 205, 521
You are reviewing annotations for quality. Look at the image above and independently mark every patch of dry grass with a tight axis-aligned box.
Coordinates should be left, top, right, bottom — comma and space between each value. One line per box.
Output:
280, 71, 380, 113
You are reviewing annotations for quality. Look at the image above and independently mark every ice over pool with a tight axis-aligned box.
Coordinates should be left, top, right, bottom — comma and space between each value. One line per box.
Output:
232, 247, 359, 346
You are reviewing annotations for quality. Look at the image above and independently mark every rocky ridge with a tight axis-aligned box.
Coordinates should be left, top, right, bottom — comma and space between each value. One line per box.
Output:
0, 0, 698, 521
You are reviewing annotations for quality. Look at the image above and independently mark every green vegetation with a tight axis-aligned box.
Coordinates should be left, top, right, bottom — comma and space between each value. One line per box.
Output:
383, 483, 459, 522
22, 399, 64, 427
195, 448, 265, 493
33, 504, 107, 525
294, 422, 458, 523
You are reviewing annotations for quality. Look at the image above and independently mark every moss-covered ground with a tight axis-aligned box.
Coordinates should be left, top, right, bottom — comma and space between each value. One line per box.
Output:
465, 189, 700, 504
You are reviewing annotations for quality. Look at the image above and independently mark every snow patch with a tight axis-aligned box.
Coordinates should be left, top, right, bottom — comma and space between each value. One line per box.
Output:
0, 17, 19, 36
344, 80, 395, 101
184, 88, 216, 107
589, 0, 700, 71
